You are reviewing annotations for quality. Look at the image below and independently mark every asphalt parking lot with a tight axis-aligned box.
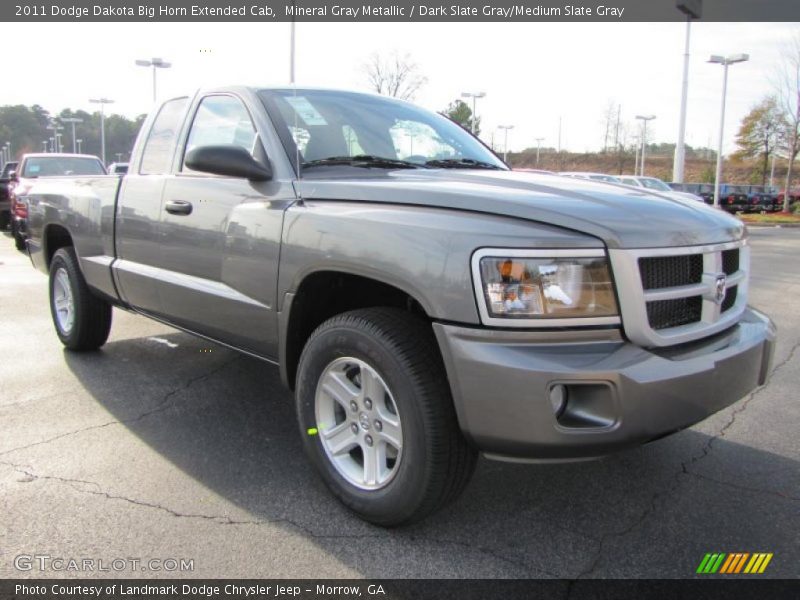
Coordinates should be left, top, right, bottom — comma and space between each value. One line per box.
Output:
1, 227, 798, 579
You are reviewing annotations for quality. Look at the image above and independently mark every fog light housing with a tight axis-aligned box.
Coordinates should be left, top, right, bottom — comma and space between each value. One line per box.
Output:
549, 384, 568, 417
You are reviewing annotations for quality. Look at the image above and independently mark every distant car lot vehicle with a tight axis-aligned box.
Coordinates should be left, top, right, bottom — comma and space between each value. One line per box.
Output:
559, 171, 622, 183
618, 175, 704, 203
107, 162, 129, 175
668, 183, 753, 213
9, 153, 106, 251
0, 161, 18, 230
777, 186, 800, 210
742, 185, 780, 213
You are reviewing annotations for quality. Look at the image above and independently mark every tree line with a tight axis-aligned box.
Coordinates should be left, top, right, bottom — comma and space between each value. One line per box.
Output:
0, 104, 145, 164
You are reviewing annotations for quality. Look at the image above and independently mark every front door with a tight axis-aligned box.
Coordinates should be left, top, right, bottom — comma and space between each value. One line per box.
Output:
155, 94, 289, 359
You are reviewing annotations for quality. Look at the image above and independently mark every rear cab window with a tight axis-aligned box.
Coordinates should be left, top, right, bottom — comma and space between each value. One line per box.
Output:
139, 97, 189, 175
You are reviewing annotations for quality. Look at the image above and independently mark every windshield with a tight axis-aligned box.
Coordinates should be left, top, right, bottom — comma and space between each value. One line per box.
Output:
260, 89, 506, 172
639, 177, 671, 192
22, 156, 106, 178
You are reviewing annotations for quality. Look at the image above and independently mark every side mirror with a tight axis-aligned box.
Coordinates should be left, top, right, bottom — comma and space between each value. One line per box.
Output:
184, 145, 272, 181
8, 170, 17, 181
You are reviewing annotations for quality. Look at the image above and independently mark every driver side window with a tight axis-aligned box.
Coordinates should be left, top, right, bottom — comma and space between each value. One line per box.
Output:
182, 95, 257, 172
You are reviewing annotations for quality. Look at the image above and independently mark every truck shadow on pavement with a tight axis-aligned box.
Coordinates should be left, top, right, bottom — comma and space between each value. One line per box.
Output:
63, 330, 799, 578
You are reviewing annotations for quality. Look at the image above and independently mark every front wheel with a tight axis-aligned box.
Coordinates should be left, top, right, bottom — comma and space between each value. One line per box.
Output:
295, 308, 477, 526
49, 247, 112, 351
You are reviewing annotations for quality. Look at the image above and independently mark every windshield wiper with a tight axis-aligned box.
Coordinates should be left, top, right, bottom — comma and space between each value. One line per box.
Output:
302, 155, 424, 170
424, 158, 504, 170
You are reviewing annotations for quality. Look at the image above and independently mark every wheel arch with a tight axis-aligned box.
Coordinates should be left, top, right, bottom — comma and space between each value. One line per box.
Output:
279, 269, 433, 391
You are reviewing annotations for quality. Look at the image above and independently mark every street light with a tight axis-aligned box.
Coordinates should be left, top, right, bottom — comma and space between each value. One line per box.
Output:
497, 125, 514, 163
76, 139, 83, 154
89, 97, 115, 166
42, 141, 48, 152
60, 117, 84, 153
635, 115, 656, 176
534, 137, 545, 167
460, 91, 486, 135
708, 53, 749, 207
135, 57, 171, 103
46, 122, 63, 153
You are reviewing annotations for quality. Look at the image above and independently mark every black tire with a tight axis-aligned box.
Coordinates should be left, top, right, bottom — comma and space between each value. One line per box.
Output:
296, 307, 477, 526
49, 247, 112, 351
12, 221, 25, 251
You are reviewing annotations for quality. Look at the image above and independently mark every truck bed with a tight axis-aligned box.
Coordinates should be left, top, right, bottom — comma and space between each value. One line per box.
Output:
25, 175, 123, 302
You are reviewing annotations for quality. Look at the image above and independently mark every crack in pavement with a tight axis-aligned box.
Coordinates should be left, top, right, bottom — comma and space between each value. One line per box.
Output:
572, 337, 800, 580
681, 339, 800, 474
2, 461, 551, 577
0, 356, 240, 458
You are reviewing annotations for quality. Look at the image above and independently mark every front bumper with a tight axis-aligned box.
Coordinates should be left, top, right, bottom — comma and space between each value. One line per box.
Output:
433, 308, 775, 460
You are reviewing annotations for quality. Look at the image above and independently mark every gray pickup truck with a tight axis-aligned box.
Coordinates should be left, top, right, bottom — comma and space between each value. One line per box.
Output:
22, 87, 775, 525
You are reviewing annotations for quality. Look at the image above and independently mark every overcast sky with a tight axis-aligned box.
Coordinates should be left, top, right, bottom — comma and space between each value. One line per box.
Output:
4, 21, 798, 154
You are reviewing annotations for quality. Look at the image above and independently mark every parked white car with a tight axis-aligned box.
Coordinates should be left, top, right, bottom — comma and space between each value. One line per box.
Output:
619, 175, 704, 203
559, 171, 622, 183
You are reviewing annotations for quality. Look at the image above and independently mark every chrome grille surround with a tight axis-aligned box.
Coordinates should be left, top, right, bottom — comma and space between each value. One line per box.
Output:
608, 239, 749, 347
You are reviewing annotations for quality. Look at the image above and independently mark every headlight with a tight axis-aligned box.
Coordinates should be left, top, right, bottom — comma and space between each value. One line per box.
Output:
472, 249, 619, 326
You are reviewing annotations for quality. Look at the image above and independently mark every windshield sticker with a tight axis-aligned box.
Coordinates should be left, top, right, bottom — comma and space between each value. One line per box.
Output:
286, 96, 327, 126
28, 165, 40, 173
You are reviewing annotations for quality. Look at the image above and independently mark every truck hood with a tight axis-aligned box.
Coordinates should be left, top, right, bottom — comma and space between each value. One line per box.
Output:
295, 170, 745, 249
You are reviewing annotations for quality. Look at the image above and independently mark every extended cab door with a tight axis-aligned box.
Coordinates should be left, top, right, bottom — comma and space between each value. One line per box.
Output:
114, 97, 189, 316
154, 93, 290, 359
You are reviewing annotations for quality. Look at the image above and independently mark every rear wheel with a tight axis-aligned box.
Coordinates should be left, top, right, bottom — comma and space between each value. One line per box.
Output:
49, 247, 112, 351
295, 308, 477, 526
12, 220, 25, 251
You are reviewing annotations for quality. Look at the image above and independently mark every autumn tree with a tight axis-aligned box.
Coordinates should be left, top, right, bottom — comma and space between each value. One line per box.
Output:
733, 96, 784, 186
774, 31, 800, 211
442, 99, 481, 136
363, 51, 427, 101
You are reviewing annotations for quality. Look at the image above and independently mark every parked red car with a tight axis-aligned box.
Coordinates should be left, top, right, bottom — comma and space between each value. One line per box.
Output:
9, 153, 106, 251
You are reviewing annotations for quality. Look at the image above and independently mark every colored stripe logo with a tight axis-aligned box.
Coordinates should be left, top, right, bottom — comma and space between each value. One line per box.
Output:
696, 552, 773, 574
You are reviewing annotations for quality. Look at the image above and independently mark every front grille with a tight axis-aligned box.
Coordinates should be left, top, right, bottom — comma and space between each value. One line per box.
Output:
639, 254, 703, 290
611, 240, 749, 347
721, 285, 738, 312
646, 296, 703, 330
722, 249, 739, 275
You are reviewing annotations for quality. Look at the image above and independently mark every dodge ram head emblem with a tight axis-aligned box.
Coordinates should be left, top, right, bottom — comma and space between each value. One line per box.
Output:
714, 274, 727, 304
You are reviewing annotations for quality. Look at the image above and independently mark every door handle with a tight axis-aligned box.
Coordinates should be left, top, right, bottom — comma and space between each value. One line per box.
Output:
165, 200, 193, 215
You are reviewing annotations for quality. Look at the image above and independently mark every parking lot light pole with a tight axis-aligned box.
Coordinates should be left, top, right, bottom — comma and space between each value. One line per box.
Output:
635, 115, 656, 176
708, 53, 749, 207
76, 139, 83, 153
89, 98, 115, 166
498, 125, 514, 163
135, 57, 172, 103
42, 141, 48, 152
46, 122, 63, 153
674, 0, 703, 182
460, 91, 486, 135
534, 137, 544, 167
60, 117, 84, 153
